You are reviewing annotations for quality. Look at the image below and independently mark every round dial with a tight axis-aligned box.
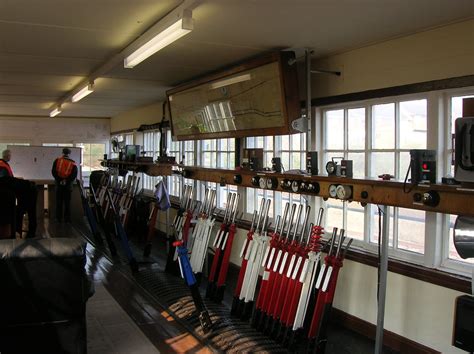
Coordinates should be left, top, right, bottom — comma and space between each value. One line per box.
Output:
307, 182, 320, 194
299, 182, 308, 192
326, 161, 336, 175
266, 177, 278, 190
259, 177, 267, 189
251, 176, 260, 186
336, 185, 352, 200
291, 180, 301, 193
328, 184, 338, 198
233, 175, 242, 184
280, 179, 291, 190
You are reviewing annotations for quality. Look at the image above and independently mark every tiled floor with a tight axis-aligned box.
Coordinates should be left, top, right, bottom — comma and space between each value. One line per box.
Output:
87, 282, 160, 354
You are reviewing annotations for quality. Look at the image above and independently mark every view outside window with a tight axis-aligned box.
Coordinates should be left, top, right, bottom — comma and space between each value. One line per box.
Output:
324, 98, 427, 254
76, 143, 106, 187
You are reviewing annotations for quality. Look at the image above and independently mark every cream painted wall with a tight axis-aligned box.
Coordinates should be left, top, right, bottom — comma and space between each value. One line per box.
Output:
335, 260, 465, 353
110, 102, 163, 133
126, 19, 474, 353
312, 19, 474, 98
0, 116, 110, 145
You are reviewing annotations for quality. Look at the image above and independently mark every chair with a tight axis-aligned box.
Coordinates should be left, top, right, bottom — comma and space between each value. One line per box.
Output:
0, 237, 92, 354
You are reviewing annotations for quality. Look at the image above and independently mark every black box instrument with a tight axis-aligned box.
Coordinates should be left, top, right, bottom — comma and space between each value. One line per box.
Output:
306, 151, 318, 175
340, 159, 353, 178
242, 148, 263, 171
271, 157, 282, 173
453, 295, 474, 352
326, 157, 352, 177
455, 117, 474, 183
409, 149, 436, 184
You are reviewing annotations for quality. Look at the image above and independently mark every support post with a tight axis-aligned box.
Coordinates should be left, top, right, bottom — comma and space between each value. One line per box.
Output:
375, 205, 390, 354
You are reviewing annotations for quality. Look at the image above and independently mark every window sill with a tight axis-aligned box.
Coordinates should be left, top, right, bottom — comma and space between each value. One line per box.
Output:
344, 247, 471, 294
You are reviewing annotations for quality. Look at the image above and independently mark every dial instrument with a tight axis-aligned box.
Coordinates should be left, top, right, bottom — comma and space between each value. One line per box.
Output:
233, 175, 242, 184
251, 176, 260, 187
328, 184, 338, 198
280, 179, 292, 190
266, 177, 278, 190
307, 182, 320, 194
291, 180, 301, 193
326, 161, 337, 175
259, 177, 267, 189
336, 185, 353, 200
299, 182, 308, 192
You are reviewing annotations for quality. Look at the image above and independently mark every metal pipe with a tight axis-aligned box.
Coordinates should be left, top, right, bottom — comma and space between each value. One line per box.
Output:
375, 205, 390, 354
278, 203, 290, 235
284, 204, 297, 240
291, 204, 303, 241
306, 49, 312, 124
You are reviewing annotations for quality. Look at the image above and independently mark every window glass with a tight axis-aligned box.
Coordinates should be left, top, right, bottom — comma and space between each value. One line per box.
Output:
347, 152, 365, 178
325, 110, 344, 150
399, 99, 427, 149
348, 108, 365, 150
372, 103, 395, 149
371, 152, 394, 177
347, 204, 365, 241
397, 208, 425, 254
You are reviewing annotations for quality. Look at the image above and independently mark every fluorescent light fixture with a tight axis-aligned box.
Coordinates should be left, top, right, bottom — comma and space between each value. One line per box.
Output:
50, 106, 62, 117
72, 83, 94, 103
124, 10, 193, 68
209, 73, 252, 90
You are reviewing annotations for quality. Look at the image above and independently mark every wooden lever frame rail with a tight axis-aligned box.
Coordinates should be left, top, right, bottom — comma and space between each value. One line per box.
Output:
100, 160, 474, 217
181, 167, 474, 217
101, 159, 174, 177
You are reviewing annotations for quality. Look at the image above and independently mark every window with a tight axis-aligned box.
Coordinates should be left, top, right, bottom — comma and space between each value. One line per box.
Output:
199, 138, 236, 208
246, 134, 307, 219
319, 88, 474, 275
75, 143, 106, 187
323, 98, 428, 256
142, 131, 160, 191
42, 143, 74, 147
0, 142, 30, 152
110, 133, 133, 159
166, 131, 196, 197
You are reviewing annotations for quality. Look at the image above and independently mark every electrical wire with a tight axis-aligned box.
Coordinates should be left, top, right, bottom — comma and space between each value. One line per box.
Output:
403, 160, 413, 194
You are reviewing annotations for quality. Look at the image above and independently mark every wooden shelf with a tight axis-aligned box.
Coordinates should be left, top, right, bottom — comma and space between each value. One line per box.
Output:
101, 159, 174, 177
180, 166, 474, 217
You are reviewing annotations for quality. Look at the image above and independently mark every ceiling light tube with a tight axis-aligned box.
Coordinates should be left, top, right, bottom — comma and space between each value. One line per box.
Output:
50, 106, 62, 117
209, 73, 252, 90
124, 9, 193, 68
72, 83, 94, 103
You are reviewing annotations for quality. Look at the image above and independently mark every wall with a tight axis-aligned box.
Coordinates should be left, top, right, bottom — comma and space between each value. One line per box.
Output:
125, 19, 473, 353
307, 19, 473, 353
110, 102, 163, 133
311, 19, 474, 98
0, 116, 110, 145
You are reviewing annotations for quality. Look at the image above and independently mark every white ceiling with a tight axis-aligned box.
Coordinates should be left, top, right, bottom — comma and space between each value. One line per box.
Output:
0, 0, 473, 118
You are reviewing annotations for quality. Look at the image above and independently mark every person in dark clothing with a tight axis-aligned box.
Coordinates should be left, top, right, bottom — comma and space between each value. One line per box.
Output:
0, 184, 16, 238
52, 148, 78, 223
0, 149, 14, 177
0, 176, 37, 238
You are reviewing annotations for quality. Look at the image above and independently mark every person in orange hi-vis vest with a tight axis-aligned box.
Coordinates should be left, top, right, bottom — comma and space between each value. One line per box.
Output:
51, 148, 78, 222
0, 149, 14, 178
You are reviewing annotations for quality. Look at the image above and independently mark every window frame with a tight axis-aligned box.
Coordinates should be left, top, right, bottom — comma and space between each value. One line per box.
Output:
317, 88, 474, 276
